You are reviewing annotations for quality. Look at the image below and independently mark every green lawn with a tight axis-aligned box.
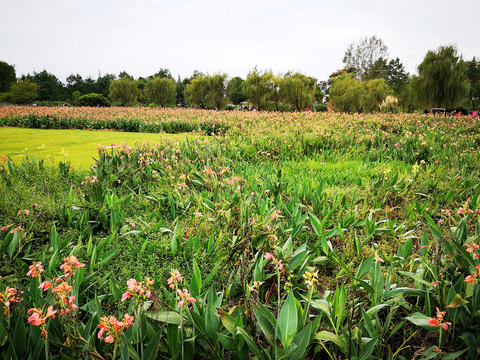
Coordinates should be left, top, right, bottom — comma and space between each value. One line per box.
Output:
0, 127, 196, 169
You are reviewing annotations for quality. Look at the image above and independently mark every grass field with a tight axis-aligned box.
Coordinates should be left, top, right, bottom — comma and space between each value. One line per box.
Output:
0, 127, 197, 169
1, 107, 480, 359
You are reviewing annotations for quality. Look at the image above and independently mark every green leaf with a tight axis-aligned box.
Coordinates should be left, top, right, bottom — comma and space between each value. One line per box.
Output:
445, 294, 469, 308
253, 304, 276, 345
278, 291, 298, 348
12, 315, 26, 358
0, 230, 14, 254
190, 259, 202, 298
146, 311, 183, 325
217, 332, 235, 351
290, 323, 312, 360
217, 308, 236, 334
7, 231, 19, 258
310, 213, 323, 237
315, 331, 348, 354
171, 221, 180, 254
405, 313, 438, 332
143, 325, 162, 360
235, 328, 268, 360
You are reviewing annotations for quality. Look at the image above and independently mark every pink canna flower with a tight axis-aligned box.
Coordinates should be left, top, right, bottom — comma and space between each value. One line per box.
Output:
38, 281, 53, 291
465, 275, 475, 284
104, 335, 114, 343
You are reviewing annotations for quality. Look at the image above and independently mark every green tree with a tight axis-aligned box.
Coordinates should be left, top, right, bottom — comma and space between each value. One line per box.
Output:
269, 75, 283, 111
24, 70, 64, 101
204, 74, 227, 109
184, 74, 227, 109
466, 57, 480, 109
152, 68, 173, 79
109, 78, 138, 106
329, 73, 364, 112
417, 45, 470, 108
184, 75, 208, 108
384, 58, 409, 97
95, 73, 116, 98
343, 35, 389, 80
145, 77, 176, 106
245, 67, 272, 110
10, 79, 38, 104
0, 61, 16, 92
226, 76, 246, 105
281, 72, 317, 110
397, 75, 421, 113
362, 78, 391, 112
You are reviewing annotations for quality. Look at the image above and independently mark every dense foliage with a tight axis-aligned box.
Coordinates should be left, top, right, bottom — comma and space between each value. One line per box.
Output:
1, 108, 480, 359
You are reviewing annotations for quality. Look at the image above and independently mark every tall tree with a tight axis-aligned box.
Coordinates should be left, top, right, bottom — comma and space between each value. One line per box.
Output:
10, 79, 38, 104
384, 58, 409, 97
362, 78, 391, 112
204, 74, 227, 109
184, 75, 208, 108
245, 67, 272, 110
329, 73, 364, 113
152, 68, 173, 79
417, 45, 470, 108
95, 73, 116, 98
109, 78, 138, 106
24, 70, 64, 101
343, 35, 389, 80
281, 72, 317, 111
145, 77, 176, 107
226, 77, 246, 105
466, 57, 480, 109
0, 61, 16, 92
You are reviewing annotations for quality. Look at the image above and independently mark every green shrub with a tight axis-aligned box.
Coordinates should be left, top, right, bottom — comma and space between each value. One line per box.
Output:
314, 104, 327, 112
78, 93, 111, 107
0, 92, 13, 103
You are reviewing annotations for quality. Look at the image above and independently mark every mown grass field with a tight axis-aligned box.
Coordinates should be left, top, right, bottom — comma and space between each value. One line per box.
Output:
0, 127, 197, 169
1, 107, 480, 359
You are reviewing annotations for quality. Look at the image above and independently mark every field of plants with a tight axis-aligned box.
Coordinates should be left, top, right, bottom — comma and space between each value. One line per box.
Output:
1, 106, 480, 359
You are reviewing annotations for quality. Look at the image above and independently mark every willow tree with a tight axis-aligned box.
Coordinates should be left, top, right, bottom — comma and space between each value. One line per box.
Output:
281, 72, 316, 111
245, 67, 273, 110
417, 45, 470, 108
362, 78, 391, 112
184, 75, 207, 108
204, 74, 227, 109
109, 78, 138, 106
329, 73, 364, 113
145, 77, 176, 106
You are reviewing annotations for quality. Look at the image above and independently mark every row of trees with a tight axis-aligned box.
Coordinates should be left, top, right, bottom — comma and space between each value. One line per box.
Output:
1, 38, 479, 111
331, 36, 478, 112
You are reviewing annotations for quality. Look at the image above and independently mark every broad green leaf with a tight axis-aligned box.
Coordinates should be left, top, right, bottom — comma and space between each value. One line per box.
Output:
253, 305, 276, 345
445, 294, 469, 308
405, 313, 438, 332
278, 291, 298, 348
235, 328, 268, 360
315, 331, 348, 354
290, 323, 312, 360
146, 311, 183, 325
190, 259, 202, 297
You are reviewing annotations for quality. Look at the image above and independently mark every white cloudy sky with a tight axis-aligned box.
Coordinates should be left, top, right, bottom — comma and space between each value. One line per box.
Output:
1, 0, 479, 83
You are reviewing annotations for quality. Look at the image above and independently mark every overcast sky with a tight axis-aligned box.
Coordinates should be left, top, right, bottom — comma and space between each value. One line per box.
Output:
1, 0, 479, 83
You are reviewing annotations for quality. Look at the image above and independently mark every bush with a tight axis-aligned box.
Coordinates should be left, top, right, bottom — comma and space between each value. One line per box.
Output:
314, 104, 327, 112
0, 92, 13, 103
224, 104, 236, 111
78, 93, 111, 107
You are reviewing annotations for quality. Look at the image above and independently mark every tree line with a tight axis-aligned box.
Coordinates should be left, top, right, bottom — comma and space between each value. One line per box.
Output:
0, 36, 479, 112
